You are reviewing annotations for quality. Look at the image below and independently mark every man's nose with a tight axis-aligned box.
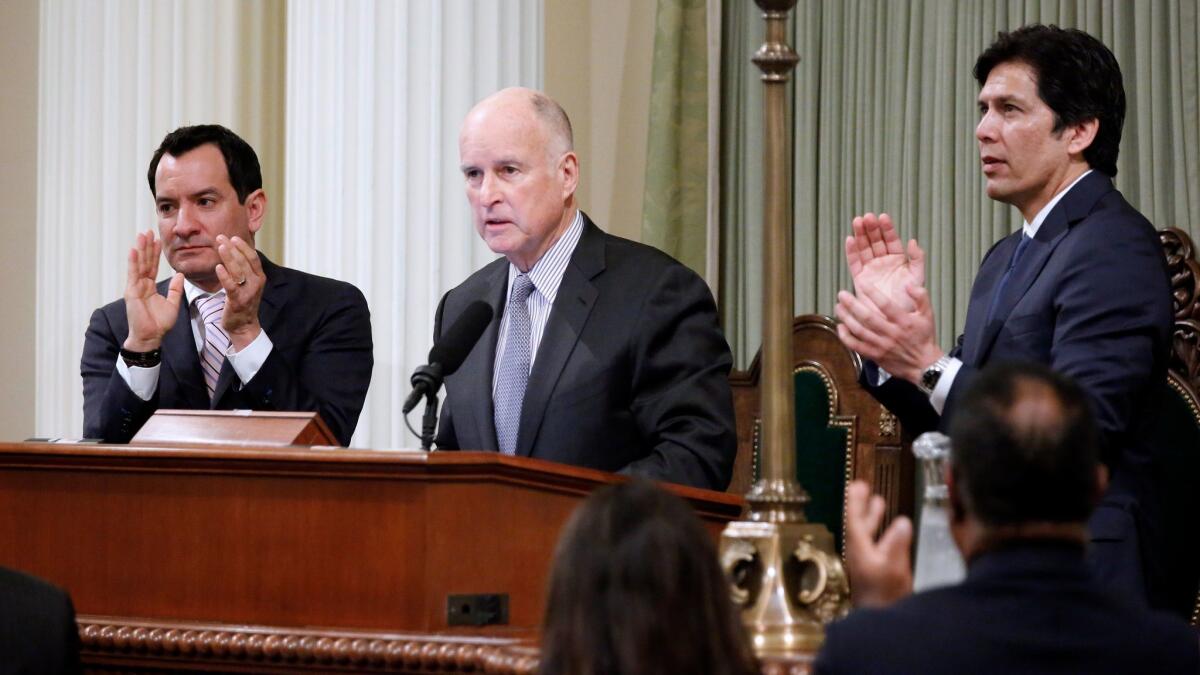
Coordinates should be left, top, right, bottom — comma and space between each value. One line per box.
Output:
172, 204, 202, 237
479, 172, 503, 205
976, 111, 998, 142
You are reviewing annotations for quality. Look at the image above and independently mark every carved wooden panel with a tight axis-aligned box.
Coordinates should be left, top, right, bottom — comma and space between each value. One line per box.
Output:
727, 315, 915, 526
1162, 227, 1200, 394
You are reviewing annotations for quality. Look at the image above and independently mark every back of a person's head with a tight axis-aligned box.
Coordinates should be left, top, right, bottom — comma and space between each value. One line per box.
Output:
539, 480, 757, 675
948, 362, 1100, 527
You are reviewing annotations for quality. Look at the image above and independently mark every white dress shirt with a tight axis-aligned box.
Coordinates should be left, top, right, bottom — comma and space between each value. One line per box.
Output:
491, 209, 584, 395
116, 278, 274, 401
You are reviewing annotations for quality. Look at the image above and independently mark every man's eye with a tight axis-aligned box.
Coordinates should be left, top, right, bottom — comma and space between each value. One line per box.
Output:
198, 198, 214, 207
502, 166, 519, 175
157, 204, 174, 215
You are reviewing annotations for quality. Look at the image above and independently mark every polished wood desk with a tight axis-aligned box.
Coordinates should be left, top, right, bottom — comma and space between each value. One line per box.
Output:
0, 442, 744, 673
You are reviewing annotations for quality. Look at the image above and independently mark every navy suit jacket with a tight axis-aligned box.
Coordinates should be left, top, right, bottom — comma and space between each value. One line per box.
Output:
433, 215, 737, 491
0, 566, 80, 675
814, 542, 1200, 675
81, 255, 373, 446
865, 172, 1173, 600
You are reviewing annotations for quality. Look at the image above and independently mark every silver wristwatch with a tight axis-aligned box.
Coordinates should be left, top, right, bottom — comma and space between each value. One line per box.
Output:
918, 356, 954, 395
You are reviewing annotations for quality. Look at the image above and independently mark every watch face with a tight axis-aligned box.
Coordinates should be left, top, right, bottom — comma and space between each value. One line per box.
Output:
922, 367, 940, 391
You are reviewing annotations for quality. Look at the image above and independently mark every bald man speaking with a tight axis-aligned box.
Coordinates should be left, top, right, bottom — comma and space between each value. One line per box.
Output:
431, 88, 736, 491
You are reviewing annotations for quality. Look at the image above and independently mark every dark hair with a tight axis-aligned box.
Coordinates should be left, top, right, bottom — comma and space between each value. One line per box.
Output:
948, 362, 1099, 527
974, 24, 1125, 177
539, 480, 757, 675
147, 124, 262, 203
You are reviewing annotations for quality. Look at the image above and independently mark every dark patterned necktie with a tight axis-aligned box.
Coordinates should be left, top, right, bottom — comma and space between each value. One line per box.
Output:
985, 234, 1032, 326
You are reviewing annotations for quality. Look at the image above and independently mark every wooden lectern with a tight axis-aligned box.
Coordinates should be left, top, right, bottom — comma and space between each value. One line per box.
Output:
0, 442, 743, 673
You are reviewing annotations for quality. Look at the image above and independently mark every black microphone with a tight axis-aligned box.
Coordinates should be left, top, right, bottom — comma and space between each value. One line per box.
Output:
402, 301, 493, 414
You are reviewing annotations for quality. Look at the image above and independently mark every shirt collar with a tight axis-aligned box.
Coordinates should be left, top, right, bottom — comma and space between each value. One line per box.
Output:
506, 209, 584, 305
1024, 169, 1092, 239
184, 277, 225, 306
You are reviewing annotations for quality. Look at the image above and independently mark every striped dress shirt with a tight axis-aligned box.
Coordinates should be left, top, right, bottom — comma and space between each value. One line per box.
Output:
491, 210, 584, 396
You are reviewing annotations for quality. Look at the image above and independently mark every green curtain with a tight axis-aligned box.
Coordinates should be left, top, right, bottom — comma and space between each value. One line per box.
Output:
642, 0, 711, 277
722, 0, 1200, 367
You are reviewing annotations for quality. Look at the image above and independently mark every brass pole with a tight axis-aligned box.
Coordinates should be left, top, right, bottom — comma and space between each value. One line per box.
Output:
748, 0, 805, 522
719, 1, 850, 658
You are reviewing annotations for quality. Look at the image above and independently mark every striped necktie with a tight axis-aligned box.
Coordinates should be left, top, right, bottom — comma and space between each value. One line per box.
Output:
196, 293, 230, 401
493, 274, 535, 455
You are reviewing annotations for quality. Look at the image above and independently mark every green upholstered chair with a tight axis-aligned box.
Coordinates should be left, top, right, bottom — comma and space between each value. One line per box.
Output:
1155, 227, 1200, 625
728, 315, 915, 555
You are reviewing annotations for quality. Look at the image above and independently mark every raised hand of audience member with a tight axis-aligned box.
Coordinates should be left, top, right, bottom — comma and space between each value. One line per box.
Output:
844, 480, 913, 608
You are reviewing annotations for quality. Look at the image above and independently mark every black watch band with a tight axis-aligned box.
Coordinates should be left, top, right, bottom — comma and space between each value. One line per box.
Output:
120, 347, 162, 368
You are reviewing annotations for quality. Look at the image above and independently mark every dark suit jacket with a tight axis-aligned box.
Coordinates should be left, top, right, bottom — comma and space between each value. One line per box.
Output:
814, 542, 1200, 675
433, 215, 737, 490
0, 566, 81, 675
864, 172, 1173, 599
81, 255, 373, 446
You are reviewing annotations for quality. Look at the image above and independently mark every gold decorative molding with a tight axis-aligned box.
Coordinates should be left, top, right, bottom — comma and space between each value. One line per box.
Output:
878, 409, 898, 439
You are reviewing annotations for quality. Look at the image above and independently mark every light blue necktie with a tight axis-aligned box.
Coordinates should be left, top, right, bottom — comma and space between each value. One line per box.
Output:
494, 274, 534, 455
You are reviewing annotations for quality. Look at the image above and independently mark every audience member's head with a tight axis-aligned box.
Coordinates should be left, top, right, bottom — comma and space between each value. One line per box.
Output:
974, 24, 1125, 177
539, 480, 757, 675
948, 361, 1104, 547
844, 362, 1105, 607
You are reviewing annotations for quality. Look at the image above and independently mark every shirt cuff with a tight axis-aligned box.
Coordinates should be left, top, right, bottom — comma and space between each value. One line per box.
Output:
226, 329, 273, 384
115, 356, 159, 401
863, 360, 891, 386
928, 357, 964, 415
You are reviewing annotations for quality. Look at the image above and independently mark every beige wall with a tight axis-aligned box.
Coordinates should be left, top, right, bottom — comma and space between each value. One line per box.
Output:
0, 0, 38, 440
544, 0, 655, 242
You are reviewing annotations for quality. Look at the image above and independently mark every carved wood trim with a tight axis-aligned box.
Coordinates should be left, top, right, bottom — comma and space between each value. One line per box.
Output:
1162, 227, 1200, 393
78, 615, 539, 674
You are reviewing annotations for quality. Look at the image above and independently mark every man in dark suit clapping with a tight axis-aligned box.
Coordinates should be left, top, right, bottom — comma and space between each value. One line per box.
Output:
82, 125, 373, 446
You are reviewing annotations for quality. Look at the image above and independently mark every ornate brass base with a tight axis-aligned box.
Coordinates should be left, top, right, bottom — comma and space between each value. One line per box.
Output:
720, 519, 849, 656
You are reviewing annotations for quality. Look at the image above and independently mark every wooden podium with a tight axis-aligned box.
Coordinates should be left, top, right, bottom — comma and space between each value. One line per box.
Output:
0, 442, 743, 673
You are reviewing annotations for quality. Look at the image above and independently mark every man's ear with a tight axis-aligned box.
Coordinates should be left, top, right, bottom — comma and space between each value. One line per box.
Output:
559, 152, 579, 201
1066, 117, 1099, 158
244, 189, 267, 236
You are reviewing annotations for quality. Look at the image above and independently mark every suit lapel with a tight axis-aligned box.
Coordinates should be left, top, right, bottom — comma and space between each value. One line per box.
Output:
212, 254, 288, 406
160, 292, 209, 408
468, 262, 509, 451
970, 172, 1114, 365
515, 218, 603, 457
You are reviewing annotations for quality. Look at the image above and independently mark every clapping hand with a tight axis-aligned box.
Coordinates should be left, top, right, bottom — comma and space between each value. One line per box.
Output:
123, 230, 183, 352
845, 213, 925, 310
213, 234, 266, 351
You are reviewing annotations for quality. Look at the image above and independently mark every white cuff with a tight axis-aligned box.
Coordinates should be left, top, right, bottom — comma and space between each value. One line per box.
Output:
874, 365, 892, 386
928, 357, 964, 415
115, 356, 159, 401
226, 329, 273, 384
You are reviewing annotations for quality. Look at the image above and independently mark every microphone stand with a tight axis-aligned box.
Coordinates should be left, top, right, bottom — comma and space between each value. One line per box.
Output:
420, 391, 440, 451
